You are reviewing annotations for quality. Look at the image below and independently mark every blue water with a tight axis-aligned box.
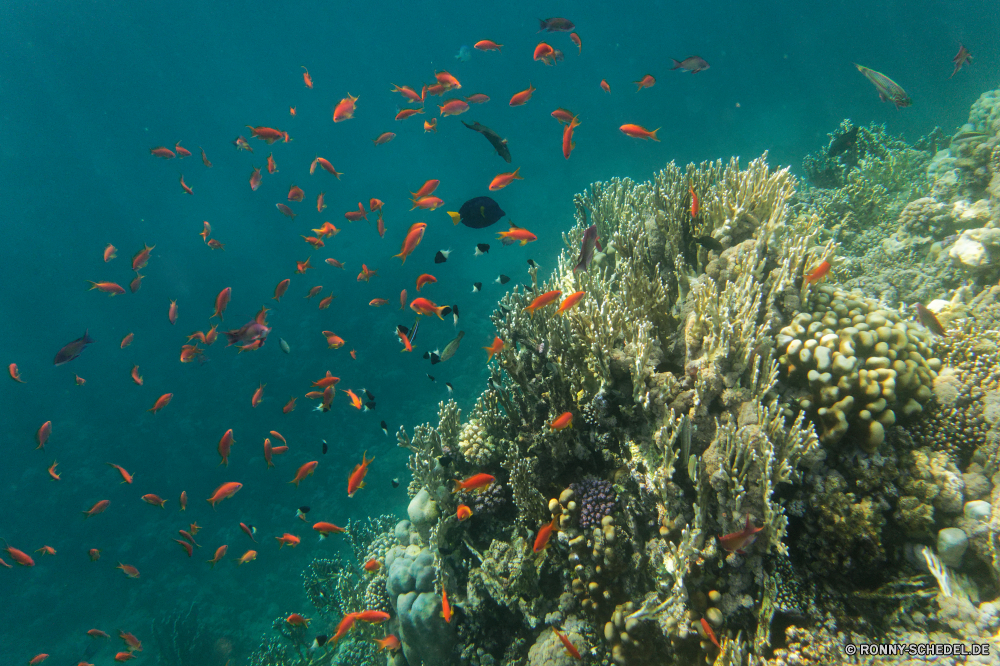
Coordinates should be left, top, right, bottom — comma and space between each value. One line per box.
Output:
0, 0, 996, 662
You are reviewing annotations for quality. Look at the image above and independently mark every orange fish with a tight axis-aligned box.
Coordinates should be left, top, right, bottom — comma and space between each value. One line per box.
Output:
114, 652, 136, 662
206, 481, 242, 508
570, 32, 582, 53
218, 429, 235, 466
129, 273, 144, 293
350, 349, 357, 359
441, 587, 452, 623
86, 628, 109, 638
489, 167, 523, 191
439, 99, 470, 116
107, 463, 133, 484
306, 286, 323, 299
373, 131, 396, 145
509, 83, 536, 106
374, 634, 401, 652
47, 461, 60, 481
533, 42, 555, 62
390, 84, 423, 103
689, 185, 700, 217
415, 274, 437, 291
132, 243, 154, 271
313, 222, 339, 238
410, 179, 440, 199
356, 263, 378, 281
283, 397, 296, 414
276, 533, 301, 548
295, 258, 312, 274
312, 371, 341, 388
8, 363, 25, 383
168, 300, 178, 324
130, 364, 143, 386
199, 221, 211, 243
88, 549, 101, 562
356, 610, 390, 624
175, 142, 192, 157
313, 522, 347, 539
344, 388, 363, 410
35, 545, 56, 556
397, 328, 414, 353
345, 201, 368, 221
318, 294, 334, 309
483, 336, 504, 361
524, 290, 562, 316
551, 108, 576, 124
369, 298, 388, 307
179, 175, 193, 195
805, 260, 831, 283
316, 192, 326, 212
634, 74, 656, 90
323, 331, 345, 349
237, 549, 257, 565
28, 654, 49, 665
266, 152, 277, 174
87, 281, 126, 296
310, 157, 342, 178
533, 517, 557, 552
465, 93, 489, 104
117, 562, 140, 578
333, 93, 359, 122
150, 146, 175, 159
148, 393, 173, 413
141, 494, 167, 508
700, 617, 721, 650
454, 473, 495, 493
411, 196, 444, 211
497, 222, 537, 246
249, 167, 262, 191
395, 108, 425, 121
83, 500, 111, 519
206, 545, 228, 567
273, 278, 290, 301
718, 514, 764, 554
103, 244, 117, 262
435, 70, 462, 89
556, 291, 586, 315
233, 135, 252, 152
301, 65, 313, 87
332, 613, 357, 643
246, 126, 286, 143
36, 421, 52, 450
600, 79, 611, 93
456, 504, 473, 521
377, 213, 387, 237
620, 124, 659, 141
410, 297, 448, 319
288, 185, 305, 202
369, 198, 384, 213
475, 40, 503, 52
212, 287, 231, 320
290, 461, 318, 487
1, 540, 35, 566
206, 239, 224, 250
363, 558, 382, 572
276, 203, 297, 219
549, 412, 573, 430
179, 491, 187, 511
200, 147, 212, 167
399, 289, 408, 309
347, 451, 373, 497
562, 116, 580, 159
554, 628, 581, 659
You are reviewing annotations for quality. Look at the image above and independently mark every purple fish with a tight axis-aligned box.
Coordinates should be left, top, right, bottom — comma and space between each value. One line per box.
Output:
54, 330, 94, 366
573, 224, 603, 273
915, 303, 946, 336
538, 17, 575, 32
950, 44, 972, 79
671, 56, 710, 73
224, 321, 271, 347
854, 63, 911, 109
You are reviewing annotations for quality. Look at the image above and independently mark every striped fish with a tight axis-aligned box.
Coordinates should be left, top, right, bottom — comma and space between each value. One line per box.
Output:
855, 64, 911, 109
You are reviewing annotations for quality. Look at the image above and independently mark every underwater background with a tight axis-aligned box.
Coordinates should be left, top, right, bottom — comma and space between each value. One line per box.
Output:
2, 0, 1000, 664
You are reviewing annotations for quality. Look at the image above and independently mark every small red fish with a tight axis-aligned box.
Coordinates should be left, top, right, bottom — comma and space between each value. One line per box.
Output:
286, 613, 310, 626
600, 79, 611, 93
276, 203, 297, 219
620, 124, 659, 141
207, 545, 228, 567
394, 222, 427, 263
718, 514, 764, 554
116, 562, 140, 578
524, 290, 562, 316
424, 118, 437, 132
83, 500, 111, 519
453, 473, 495, 493
301, 66, 313, 88
441, 587, 452, 623
554, 628, 581, 659
634, 74, 655, 91
249, 167, 262, 191
141, 494, 167, 508
439, 99, 470, 116
200, 147, 212, 167
288, 185, 305, 202
8, 363, 25, 383
364, 558, 382, 571
475, 40, 502, 52
314, 522, 347, 539
496, 222, 537, 246
533, 518, 557, 552
456, 504, 472, 521
168, 299, 178, 325
374, 634, 401, 652
356, 610, 390, 624
206, 481, 242, 507
489, 167, 523, 191
465, 93, 489, 104
36, 421, 51, 450
87, 281, 126, 296
556, 291, 585, 315
345, 201, 368, 221
689, 185, 700, 217
333, 93, 359, 122
570, 33, 582, 53
310, 157, 342, 178
805, 260, 830, 283
273, 279, 290, 301
290, 461, 318, 487
179, 174, 193, 195
509, 83, 536, 106
150, 146, 175, 159
483, 336, 504, 361
700, 617, 721, 650
549, 412, 573, 430
347, 451, 373, 497
373, 131, 396, 145
332, 613, 357, 643
415, 274, 437, 291
103, 244, 117, 262
174, 142, 192, 157
916, 303, 947, 336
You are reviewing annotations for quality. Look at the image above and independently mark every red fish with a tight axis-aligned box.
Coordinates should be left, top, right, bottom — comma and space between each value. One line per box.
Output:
489, 167, 523, 191
333, 93, 359, 122
364, 558, 382, 571
276, 533, 301, 549
345, 201, 368, 221
206, 481, 242, 507
103, 243, 117, 262
179, 491, 187, 510
348, 451, 374, 497
36, 421, 52, 450
318, 294, 334, 309
87, 281, 125, 296
283, 397, 296, 414
369, 298, 388, 307
453, 473, 495, 493
290, 461, 318, 487
286, 613, 310, 626
267, 152, 278, 173
497, 222, 537, 246
249, 167, 262, 191
456, 504, 472, 521
634, 74, 655, 91
1, 539, 35, 566
276, 203, 297, 219
301, 66, 313, 88
533, 42, 555, 62
465, 94, 489, 104
483, 336, 504, 361
411, 196, 444, 211
232, 135, 253, 152
554, 628, 581, 659
344, 388, 363, 410
357, 264, 378, 282
718, 514, 764, 553
141, 494, 167, 508
475, 40, 502, 52
549, 412, 573, 430
556, 291, 585, 315
313, 222, 339, 238
310, 157, 342, 178
700, 617, 721, 649
88, 549, 101, 562
805, 260, 830, 283
524, 290, 562, 316
410, 179, 440, 199
288, 185, 305, 202
600, 79, 611, 93
916, 303, 947, 336
373, 131, 396, 145
356, 610, 390, 624
150, 146, 175, 159
179, 175, 193, 195
217, 429, 235, 466
47, 461, 60, 480
237, 549, 257, 565
690, 185, 700, 217
441, 587, 452, 623
295, 258, 312, 273
620, 124, 659, 141
130, 272, 144, 292
377, 212, 386, 237
8, 363, 25, 383
132, 243, 154, 270
394, 222, 427, 263
168, 300, 178, 324
951, 44, 972, 78
533, 518, 557, 552
313, 522, 347, 539
107, 463, 133, 484
273, 278, 290, 301
509, 83, 536, 106
211, 287, 231, 320
395, 108, 425, 121
332, 613, 357, 643
83, 500, 111, 519
410, 297, 448, 318
439, 99, 470, 116
570, 33, 582, 53
415, 274, 437, 291
435, 70, 461, 89
148, 393, 173, 413
390, 84, 423, 103
206, 545, 228, 567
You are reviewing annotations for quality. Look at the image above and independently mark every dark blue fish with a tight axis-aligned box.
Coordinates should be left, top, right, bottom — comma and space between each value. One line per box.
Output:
573, 225, 602, 273
455, 196, 506, 229
54, 330, 94, 366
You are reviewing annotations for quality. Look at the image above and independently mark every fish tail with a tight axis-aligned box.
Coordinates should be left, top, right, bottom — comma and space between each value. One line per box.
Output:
670, 59, 682, 69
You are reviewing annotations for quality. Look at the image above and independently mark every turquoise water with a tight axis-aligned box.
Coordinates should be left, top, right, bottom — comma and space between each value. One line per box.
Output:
0, 0, 996, 662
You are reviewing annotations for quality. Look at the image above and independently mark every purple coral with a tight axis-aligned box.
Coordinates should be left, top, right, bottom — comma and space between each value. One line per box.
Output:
458, 481, 508, 516
571, 477, 616, 529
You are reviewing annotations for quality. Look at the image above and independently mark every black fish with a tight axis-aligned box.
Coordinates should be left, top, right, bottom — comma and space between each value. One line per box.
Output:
454, 196, 506, 229
496, 274, 510, 284
828, 127, 859, 157
472, 282, 482, 292
446, 382, 454, 394
429, 353, 441, 365
527, 259, 537, 268
452, 304, 460, 327
322, 440, 328, 454
440, 306, 453, 317
391, 478, 400, 488
54, 330, 94, 366
434, 250, 450, 264
298, 506, 310, 515
422, 351, 431, 359
427, 374, 436, 382
476, 243, 490, 255
313, 635, 329, 648
364, 389, 375, 401
438, 455, 453, 467
364, 401, 376, 410
916, 303, 947, 336
694, 236, 724, 253
461, 121, 512, 162
380, 420, 388, 435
